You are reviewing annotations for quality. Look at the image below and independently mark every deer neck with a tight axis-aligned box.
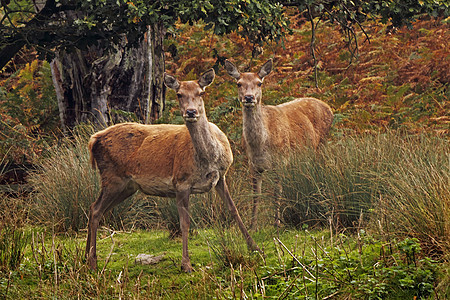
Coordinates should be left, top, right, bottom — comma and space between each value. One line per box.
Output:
185, 114, 220, 167
242, 104, 269, 154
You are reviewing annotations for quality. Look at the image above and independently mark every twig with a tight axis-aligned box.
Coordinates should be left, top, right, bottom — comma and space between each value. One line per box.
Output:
278, 270, 303, 300
275, 238, 316, 280
323, 291, 340, 299
101, 229, 116, 275
273, 237, 286, 278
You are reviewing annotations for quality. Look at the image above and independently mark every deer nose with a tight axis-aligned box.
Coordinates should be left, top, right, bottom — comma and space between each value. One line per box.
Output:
185, 109, 198, 118
244, 95, 254, 103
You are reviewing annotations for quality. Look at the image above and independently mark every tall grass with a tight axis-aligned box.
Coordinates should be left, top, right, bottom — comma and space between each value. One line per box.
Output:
29, 132, 101, 232
374, 134, 449, 258
0, 160, 32, 272
272, 132, 449, 256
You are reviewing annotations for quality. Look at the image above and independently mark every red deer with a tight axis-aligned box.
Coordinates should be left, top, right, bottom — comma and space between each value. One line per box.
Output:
86, 69, 259, 272
225, 59, 334, 230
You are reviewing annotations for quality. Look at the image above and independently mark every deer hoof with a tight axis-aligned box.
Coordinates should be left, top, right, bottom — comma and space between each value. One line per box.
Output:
181, 263, 194, 273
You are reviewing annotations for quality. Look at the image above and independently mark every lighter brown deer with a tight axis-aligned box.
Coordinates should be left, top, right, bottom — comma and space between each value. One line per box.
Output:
86, 69, 259, 272
225, 59, 334, 230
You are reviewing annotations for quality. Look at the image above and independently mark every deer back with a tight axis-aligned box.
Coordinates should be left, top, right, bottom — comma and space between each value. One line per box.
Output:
262, 97, 333, 151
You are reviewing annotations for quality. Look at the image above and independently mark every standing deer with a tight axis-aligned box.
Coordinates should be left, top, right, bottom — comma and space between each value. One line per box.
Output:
224, 59, 334, 230
86, 69, 259, 272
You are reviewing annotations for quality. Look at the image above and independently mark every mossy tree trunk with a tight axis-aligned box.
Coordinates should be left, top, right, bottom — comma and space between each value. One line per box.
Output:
50, 23, 165, 132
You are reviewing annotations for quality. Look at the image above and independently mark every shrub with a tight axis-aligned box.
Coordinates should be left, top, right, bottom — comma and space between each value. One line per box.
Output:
0, 60, 59, 162
273, 134, 384, 229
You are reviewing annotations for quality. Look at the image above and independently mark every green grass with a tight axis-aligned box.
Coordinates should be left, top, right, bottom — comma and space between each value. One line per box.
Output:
1, 227, 446, 299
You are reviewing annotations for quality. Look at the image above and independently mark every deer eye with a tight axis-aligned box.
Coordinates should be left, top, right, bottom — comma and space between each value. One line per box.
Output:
176, 93, 182, 98
199, 91, 205, 96
237, 83, 242, 88
257, 82, 262, 87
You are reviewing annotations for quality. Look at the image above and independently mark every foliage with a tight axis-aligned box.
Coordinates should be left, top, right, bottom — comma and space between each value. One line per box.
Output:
280, 0, 449, 86
0, 59, 58, 162
288, 0, 449, 29
163, 15, 449, 140
0, 0, 289, 70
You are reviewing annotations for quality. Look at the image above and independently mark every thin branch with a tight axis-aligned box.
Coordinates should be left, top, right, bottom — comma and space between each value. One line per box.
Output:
307, 4, 319, 88
341, 3, 371, 44
275, 237, 316, 280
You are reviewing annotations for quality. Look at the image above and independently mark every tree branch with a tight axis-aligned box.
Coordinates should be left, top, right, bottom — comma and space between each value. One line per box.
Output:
0, 0, 57, 70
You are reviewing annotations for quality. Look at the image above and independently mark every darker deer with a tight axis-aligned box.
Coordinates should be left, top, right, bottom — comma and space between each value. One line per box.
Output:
225, 59, 334, 230
86, 69, 259, 272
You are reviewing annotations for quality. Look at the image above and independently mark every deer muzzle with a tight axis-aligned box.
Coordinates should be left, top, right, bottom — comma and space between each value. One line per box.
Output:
184, 109, 199, 122
243, 95, 256, 107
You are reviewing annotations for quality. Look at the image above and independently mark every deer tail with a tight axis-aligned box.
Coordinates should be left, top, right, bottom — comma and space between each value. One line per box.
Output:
88, 135, 98, 170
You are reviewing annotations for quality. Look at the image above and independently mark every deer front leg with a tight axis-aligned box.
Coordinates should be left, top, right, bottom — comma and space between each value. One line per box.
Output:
176, 189, 193, 272
251, 171, 263, 231
215, 176, 260, 253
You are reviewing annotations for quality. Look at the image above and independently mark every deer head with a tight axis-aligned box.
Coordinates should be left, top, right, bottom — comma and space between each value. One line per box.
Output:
164, 69, 215, 122
224, 59, 273, 108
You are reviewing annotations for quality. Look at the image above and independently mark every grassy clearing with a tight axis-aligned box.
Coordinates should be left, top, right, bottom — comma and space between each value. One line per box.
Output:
0, 227, 446, 299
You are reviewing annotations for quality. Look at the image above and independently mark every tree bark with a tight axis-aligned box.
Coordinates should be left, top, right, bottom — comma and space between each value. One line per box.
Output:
148, 22, 166, 123
50, 23, 166, 132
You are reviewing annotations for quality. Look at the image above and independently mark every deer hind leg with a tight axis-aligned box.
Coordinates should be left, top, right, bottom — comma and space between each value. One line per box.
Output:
215, 176, 260, 253
176, 189, 193, 272
86, 176, 137, 270
251, 171, 263, 231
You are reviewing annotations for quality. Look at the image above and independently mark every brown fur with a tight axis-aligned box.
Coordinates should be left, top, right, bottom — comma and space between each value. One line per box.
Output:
225, 59, 334, 229
88, 123, 232, 197
254, 98, 333, 166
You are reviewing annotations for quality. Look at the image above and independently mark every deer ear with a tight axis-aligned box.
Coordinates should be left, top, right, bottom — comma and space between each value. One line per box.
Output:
164, 73, 181, 91
224, 60, 241, 80
198, 68, 215, 89
258, 59, 273, 79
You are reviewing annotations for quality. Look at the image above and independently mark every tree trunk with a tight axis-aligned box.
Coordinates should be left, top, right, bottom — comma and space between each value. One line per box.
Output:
148, 23, 166, 122
50, 23, 166, 132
